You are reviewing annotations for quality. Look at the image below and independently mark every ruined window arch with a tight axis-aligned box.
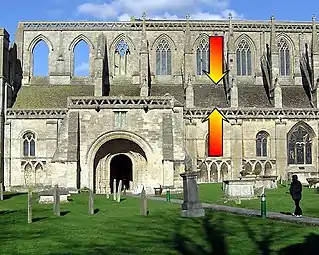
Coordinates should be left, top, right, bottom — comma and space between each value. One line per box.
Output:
256, 131, 269, 157
73, 40, 89, 76
236, 40, 252, 76
287, 124, 313, 165
22, 132, 36, 157
114, 39, 130, 76
196, 38, 209, 75
278, 38, 290, 76
156, 39, 172, 75
32, 40, 49, 76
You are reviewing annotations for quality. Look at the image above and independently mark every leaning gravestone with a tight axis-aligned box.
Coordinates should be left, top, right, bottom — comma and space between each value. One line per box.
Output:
28, 189, 32, 223
140, 187, 148, 216
53, 184, 60, 216
0, 182, 3, 201
117, 180, 122, 203
113, 179, 117, 201
88, 189, 94, 215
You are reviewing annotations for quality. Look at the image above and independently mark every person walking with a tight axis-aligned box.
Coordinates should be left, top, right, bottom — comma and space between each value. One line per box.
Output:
289, 174, 303, 217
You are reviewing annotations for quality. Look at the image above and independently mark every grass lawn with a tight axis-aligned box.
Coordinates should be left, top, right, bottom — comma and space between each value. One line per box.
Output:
168, 183, 319, 218
1, 192, 319, 255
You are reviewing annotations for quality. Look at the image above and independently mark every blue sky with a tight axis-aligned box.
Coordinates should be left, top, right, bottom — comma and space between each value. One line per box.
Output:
1, 0, 319, 76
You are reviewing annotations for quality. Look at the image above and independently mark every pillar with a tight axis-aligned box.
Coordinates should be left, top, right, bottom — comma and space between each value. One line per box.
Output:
275, 119, 287, 180
230, 119, 243, 179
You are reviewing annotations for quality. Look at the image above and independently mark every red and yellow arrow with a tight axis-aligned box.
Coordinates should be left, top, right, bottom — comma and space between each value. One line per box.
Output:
203, 36, 229, 85
202, 108, 229, 157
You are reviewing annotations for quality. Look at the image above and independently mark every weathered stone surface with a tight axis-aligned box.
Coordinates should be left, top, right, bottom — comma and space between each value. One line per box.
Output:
224, 180, 255, 199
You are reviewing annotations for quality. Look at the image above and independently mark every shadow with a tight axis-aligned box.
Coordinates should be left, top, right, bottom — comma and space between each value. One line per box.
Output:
174, 214, 229, 255
279, 233, 319, 255
102, 41, 110, 96
68, 198, 74, 202
94, 209, 99, 214
3, 193, 26, 200
0, 210, 17, 215
280, 212, 293, 216
60, 211, 70, 216
120, 198, 126, 202
32, 217, 48, 222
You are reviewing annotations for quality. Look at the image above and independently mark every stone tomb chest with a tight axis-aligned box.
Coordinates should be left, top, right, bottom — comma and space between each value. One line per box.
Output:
38, 188, 71, 204
223, 180, 255, 199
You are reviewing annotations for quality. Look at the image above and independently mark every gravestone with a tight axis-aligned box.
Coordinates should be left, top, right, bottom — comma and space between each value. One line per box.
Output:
88, 189, 94, 214
53, 184, 60, 216
113, 179, 116, 201
28, 190, 32, 223
117, 180, 122, 202
0, 182, 3, 201
224, 180, 255, 199
180, 171, 205, 217
140, 187, 147, 216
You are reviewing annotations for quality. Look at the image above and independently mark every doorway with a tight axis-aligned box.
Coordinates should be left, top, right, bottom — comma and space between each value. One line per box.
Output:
110, 154, 132, 193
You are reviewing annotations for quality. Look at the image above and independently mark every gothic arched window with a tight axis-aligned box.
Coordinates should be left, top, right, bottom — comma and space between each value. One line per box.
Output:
114, 39, 130, 76
22, 132, 36, 157
278, 38, 290, 76
196, 38, 209, 75
288, 125, 312, 165
256, 131, 269, 157
236, 40, 252, 76
156, 39, 172, 75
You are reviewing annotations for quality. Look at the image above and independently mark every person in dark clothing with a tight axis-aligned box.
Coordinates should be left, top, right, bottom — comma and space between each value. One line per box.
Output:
289, 174, 303, 217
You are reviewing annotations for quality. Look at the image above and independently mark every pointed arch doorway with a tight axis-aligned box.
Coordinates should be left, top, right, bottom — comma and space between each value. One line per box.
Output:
110, 154, 133, 193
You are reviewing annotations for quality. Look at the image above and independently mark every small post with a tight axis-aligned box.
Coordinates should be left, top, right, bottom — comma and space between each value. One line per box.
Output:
113, 179, 116, 201
117, 180, 122, 202
166, 188, 171, 202
28, 189, 32, 223
140, 187, 148, 216
123, 185, 127, 196
88, 189, 94, 214
260, 193, 266, 219
105, 186, 110, 199
53, 184, 60, 216
0, 182, 3, 201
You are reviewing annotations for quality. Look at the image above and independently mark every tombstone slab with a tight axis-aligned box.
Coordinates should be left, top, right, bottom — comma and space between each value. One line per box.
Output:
180, 171, 205, 218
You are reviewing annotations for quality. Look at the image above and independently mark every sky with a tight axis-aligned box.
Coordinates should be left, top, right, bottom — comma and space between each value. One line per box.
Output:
1, 0, 319, 76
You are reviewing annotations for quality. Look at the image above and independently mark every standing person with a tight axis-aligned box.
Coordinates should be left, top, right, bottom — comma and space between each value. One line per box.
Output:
289, 174, 303, 217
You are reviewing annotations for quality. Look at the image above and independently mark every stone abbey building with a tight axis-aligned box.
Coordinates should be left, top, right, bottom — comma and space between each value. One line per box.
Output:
0, 14, 319, 193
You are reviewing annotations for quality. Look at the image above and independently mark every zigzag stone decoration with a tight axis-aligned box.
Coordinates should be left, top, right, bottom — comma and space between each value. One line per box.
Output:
184, 108, 319, 119
21, 21, 318, 32
67, 96, 180, 109
6, 109, 68, 118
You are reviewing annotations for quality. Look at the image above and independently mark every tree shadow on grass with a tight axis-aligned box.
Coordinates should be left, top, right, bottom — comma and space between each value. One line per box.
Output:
60, 211, 70, 216
173, 212, 319, 255
94, 209, 99, 214
3, 193, 26, 200
0, 210, 17, 215
33, 217, 48, 222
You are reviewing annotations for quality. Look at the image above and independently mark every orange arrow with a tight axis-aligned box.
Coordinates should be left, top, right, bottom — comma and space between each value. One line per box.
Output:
203, 36, 229, 85
202, 108, 229, 157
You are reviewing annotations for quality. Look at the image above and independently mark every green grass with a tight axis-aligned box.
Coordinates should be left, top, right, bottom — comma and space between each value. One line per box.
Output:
1, 193, 319, 255
168, 183, 319, 218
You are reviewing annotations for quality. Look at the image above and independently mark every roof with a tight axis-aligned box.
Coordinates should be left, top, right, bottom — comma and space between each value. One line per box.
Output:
194, 84, 228, 108
150, 85, 184, 104
12, 85, 94, 108
238, 86, 272, 108
282, 86, 312, 108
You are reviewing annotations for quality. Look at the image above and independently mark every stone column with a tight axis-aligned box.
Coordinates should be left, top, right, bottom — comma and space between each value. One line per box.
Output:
274, 77, 282, 108
185, 75, 194, 108
139, 13, 149, 95
185, 120, 197, 172
230, 119, 243, 179
270, 16, 279, 89
275, 119, 287, 180
183, 14, 194, 90
180, 172, 205, 217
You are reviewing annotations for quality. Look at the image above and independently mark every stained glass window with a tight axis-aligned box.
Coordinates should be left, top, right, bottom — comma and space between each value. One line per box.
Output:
196, 38, 209, 75
236, 40, 252, 76
156, 39, 172, 75
288, 125, 312, 165
278, 38, 290, 76
22, 132, 36, 157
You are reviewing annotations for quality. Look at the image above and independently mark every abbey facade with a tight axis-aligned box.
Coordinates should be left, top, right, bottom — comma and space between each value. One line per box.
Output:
0, 14, 319, 194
